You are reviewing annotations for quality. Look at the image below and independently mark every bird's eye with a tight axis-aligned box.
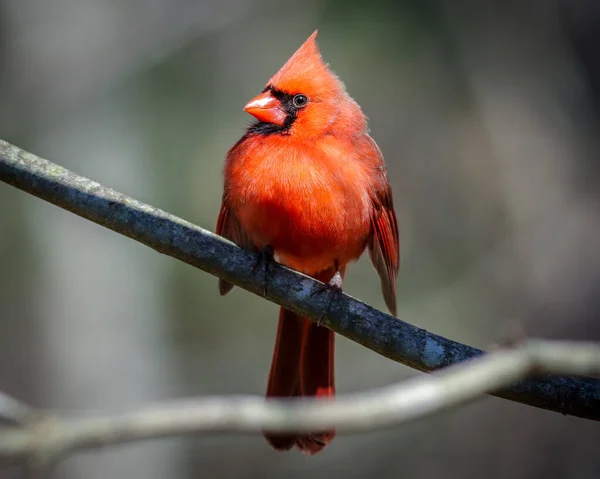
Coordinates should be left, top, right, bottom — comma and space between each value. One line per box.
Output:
292, 94, 309, 108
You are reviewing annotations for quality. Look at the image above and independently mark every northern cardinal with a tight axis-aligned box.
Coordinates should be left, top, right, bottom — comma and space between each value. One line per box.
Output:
216, 31, 399, 454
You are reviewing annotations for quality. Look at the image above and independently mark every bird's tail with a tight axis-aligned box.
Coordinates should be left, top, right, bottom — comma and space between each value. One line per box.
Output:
263, 272, 337, 455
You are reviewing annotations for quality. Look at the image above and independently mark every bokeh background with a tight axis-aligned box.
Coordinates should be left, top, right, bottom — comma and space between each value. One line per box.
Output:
1, 1, 599, 478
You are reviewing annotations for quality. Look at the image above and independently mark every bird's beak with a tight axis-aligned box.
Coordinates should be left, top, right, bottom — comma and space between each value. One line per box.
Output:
244, 91, 287, 126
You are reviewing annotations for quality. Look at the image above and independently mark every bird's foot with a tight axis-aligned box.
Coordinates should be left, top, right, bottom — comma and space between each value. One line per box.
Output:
311, 271, 343, 326
252, 245, 275, 298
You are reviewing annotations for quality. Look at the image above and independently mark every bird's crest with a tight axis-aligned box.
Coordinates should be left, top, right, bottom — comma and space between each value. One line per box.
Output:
267, 31, 345, 99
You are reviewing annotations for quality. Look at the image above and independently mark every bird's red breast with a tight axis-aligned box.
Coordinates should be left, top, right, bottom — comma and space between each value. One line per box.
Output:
224, 131, 382, 274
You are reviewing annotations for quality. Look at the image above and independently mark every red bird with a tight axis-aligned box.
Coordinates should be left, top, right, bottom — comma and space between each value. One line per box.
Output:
216, 31, 399, 454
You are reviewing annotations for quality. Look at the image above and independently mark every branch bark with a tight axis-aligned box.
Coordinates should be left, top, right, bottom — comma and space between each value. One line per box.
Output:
0, 137, 599, 424
0, 340, 597, 467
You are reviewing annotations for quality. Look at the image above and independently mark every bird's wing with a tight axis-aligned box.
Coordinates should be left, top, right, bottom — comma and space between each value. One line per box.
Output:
364, 138, 400, 316
216, 199, 256, 295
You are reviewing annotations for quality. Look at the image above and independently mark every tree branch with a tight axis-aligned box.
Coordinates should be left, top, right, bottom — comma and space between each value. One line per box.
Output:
0, 138, 599, 423
0, 340, 598, 466
0, 392, 35, 427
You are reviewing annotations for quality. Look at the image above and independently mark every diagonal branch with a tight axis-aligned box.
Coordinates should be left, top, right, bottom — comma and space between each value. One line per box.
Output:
0, 340, 598, 465
0, 138, 599, 421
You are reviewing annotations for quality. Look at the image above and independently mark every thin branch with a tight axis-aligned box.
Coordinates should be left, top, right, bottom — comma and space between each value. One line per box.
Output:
0, 138, 599, 421
0, 392, 36, 426
0, 340, 598, 465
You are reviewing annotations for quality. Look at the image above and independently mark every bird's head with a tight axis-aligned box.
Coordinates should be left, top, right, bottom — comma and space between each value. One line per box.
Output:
244, 31, 365, 139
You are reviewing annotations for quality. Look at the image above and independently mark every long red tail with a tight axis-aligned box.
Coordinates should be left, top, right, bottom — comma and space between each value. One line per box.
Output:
264, 307, 335, 455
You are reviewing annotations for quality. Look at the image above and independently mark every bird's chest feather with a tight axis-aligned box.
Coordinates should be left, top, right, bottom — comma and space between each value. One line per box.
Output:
226, 139, 371, 271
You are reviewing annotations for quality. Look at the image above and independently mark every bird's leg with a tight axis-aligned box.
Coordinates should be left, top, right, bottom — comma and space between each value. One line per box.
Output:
252, 245, 275, 298
311, 262, 344, 295
311, 262, 344, 326
327, 271, 343, 290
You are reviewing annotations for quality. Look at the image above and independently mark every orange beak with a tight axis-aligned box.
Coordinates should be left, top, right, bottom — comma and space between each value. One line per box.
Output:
244, 91, 287, 126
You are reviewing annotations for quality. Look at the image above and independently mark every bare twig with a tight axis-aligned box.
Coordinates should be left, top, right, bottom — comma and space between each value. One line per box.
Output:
0, 340, 597, 466
0, 392, 35, 426
0, 138, 599, 424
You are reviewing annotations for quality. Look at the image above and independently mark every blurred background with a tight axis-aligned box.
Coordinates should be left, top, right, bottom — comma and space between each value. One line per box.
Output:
1, 0, 599, 477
